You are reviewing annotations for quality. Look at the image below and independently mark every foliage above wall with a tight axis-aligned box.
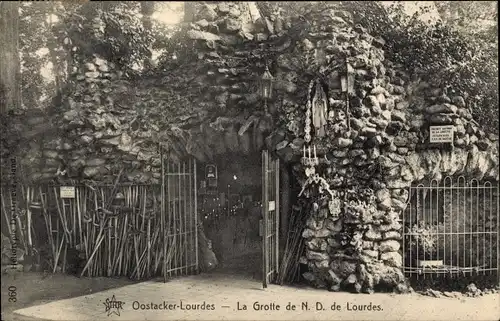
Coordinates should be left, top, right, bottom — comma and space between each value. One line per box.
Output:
344, 1, 498, 135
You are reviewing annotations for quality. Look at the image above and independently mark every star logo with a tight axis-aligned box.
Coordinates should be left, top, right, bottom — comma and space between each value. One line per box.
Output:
103, 295, 125, 316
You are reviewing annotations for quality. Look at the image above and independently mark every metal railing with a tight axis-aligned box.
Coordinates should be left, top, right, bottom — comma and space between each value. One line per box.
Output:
0, 158, 199, 281
162, 158, 198, 280
402, 176, 499, 284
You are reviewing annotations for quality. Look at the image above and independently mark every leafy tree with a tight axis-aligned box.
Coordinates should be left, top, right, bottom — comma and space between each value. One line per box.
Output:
341, 1, 498, 134
141, 2, 155, 70
434, 1, 497, 34
0, 1, 21, 113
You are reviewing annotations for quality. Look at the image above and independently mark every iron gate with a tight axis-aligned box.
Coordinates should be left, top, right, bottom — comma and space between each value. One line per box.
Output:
161, 157, 199, 281
261, 150, 280, 288
402, 176, 499, 284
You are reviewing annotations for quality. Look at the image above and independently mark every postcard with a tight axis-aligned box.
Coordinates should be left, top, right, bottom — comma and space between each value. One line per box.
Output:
1, 1, 499, 320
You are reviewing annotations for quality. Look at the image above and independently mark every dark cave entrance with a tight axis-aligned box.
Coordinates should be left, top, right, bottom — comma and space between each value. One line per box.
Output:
196, 151, 297, 281
198, 152, 262, 279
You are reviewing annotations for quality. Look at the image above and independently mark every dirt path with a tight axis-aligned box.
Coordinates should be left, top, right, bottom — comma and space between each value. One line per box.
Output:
5, 272, 500, 321
1, 271, 138, 321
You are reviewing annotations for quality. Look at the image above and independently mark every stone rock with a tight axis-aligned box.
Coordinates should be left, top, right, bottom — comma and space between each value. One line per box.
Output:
436, 93, 452, 103
83, 166, 102, 178
327, 237, 341, 248
376, 188, 391, 203
391, 198, 407, 211
365, 95, 380, 108
371, 86, 385, 95
346, 273, 357, 284
395, 101, 409, 110
332, 149, 348, 158
383, 231, 401, 240
459, 109, 473, 120
228, 7, 240, 17
330, 284, 341, 292
302, 229, 315, 238
373, 37, 386, 48
370, 118, 388, 129
365, 228, 382, 241
380, 252, 402, 268
350, 118, 365, 130
378, 198, 392, 210
385, 98, 395, 111
303, 272, 316, 282
378, 155, 397, 169
334, 138, 353, 148
392, 85, 405, 95
217, 2, 230, 13
307, 250, 330, 261
330, 261, 357, 278
187, 30, 221, 41
362, 241, 374, 249
368, 147, 380, 159
477, 140, 491, 151
306, 217, 322, 230
315, 260, 330, 269
391, 111, 406, 122
86, 158, 106, 167
381, 110, 392, 121
195, 19, 210, 28
426, 104, 458, 114
422, 289, 443, 298
452, 96, 465, 107
325, 218, 343, 233
443, 291, 461, 298
197, 4, 218, 21
395, 283, 411, 294
361, 127, 377, 137
379, 240, 400, 253
85, 63, 96, 71
224, 18, 241, 32
328, 270, 342, 285
386, 121, 404, 135
430, 114, 454, 124
349, 149, 364, 157
314, 228, 331, 238
98, 64, 109, 72
255, 33, 268, 42
361, 250, 379, 259
85, 71, 100, 78
393, 135, 409, 147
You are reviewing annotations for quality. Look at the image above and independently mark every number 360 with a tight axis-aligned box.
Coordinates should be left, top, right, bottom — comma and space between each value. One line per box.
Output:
8, 286, 17, 303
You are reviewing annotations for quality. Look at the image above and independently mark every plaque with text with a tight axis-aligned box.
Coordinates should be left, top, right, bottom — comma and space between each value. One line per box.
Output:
430, 125, 454, 143
60, 186, 76, 199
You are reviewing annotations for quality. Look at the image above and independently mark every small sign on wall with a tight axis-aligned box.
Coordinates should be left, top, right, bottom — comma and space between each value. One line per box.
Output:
430, 125, 454, 143
205, 164, 218, 188
60, 186, 75, 199
269, 201, 276, 212
205, 164, 217, 179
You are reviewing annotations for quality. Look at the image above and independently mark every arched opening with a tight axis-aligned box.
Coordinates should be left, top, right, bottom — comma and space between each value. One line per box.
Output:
195, 149, 298, 281
197, 152, 263, 278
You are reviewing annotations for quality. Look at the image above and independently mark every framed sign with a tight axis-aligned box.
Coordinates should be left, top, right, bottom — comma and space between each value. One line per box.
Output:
430, 125, 454, 143
205, 164, 217, 179
205, 164, 218, 188
60, 186, 75, 199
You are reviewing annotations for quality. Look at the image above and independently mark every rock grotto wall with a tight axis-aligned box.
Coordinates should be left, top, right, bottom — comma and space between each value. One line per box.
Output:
3, 2, 499, 291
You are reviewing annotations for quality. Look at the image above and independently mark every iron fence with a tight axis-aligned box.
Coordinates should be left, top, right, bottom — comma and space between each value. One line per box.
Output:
402, 176, 499, 284
0, 159, 199, 281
